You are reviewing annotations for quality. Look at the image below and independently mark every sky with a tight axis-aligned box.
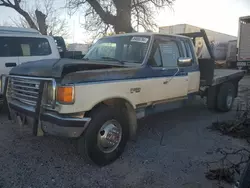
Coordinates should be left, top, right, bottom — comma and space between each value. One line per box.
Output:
0, 0, 249, 43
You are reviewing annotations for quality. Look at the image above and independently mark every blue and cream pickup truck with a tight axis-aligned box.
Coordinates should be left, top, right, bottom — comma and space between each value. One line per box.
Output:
1, 30, 245, 166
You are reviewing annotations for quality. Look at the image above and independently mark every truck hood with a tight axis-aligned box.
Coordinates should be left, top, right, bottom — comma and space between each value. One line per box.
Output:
9, 58, 125, 78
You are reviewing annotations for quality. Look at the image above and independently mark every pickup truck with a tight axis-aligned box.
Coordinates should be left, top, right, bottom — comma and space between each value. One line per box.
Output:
1, 31, 245, 166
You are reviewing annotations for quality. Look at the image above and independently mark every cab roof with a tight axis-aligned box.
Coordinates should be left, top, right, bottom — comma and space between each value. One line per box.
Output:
102, 32, 190, 39
0, 26, 40, 35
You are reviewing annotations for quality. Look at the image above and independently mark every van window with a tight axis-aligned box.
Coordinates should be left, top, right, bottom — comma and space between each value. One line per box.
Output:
0, 39, 10, 57
0, 37, 52, 57
18, 37, 52, 56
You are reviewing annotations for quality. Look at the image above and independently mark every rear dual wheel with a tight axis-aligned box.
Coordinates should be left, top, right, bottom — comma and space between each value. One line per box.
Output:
206, 82, 236, 112
216, 83, 236, 112
77, 106, 129, 166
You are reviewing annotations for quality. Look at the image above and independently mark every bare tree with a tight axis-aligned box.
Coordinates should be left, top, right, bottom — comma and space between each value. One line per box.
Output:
0, 0, 68, 37
67, 0, 174, 37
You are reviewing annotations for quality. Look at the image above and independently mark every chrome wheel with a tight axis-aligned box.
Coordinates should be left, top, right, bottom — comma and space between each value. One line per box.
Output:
97, 120, 122, 153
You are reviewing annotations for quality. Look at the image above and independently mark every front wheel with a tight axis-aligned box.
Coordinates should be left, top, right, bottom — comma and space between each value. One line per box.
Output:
78, 106, 129, 166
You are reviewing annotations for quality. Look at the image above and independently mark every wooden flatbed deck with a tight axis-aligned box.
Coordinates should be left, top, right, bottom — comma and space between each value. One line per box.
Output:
212, 69, 245, 86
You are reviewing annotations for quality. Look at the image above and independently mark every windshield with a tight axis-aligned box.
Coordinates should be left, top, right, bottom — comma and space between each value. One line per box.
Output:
84, 35, 151, 64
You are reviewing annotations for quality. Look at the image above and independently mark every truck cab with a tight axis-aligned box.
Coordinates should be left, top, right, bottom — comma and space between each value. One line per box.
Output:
1, 32, 245, 166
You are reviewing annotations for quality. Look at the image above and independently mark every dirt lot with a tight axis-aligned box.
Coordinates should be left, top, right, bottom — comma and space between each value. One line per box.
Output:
0, 76, 250, 188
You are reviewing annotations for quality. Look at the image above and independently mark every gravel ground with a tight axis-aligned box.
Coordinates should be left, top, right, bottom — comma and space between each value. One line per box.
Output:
0, 75, 250, 188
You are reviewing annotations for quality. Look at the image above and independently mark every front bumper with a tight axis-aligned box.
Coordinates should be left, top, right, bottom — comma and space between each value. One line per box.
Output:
41, 113, 91, 137
8, 101, 91, 138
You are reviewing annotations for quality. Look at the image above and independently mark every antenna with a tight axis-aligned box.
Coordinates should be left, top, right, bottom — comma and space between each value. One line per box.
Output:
72, 20, 75, 57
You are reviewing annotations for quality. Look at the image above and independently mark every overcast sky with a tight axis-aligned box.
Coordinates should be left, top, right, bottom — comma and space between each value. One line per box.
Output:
0, 0, 249, 43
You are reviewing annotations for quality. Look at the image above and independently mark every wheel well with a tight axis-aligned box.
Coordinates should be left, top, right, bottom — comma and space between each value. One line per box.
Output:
203, 80, 239, 98
232, 80, 239, 97
85, 98, 138, 140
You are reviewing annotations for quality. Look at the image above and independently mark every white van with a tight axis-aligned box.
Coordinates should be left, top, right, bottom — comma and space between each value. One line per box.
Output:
0, 26, 60, 104
0, 27, 60, 74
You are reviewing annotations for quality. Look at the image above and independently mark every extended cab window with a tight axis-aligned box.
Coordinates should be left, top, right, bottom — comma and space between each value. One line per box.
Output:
184, 40, 193, 59
0, 37, 51, 57
84, 35, 150, 64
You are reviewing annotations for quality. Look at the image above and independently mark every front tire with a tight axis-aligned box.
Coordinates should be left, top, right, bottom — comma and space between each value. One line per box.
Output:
78, 106, 129, 166
216, 83, 236, 112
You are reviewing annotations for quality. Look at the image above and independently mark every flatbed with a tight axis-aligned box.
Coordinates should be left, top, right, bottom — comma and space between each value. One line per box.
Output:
213, 69, 245, 86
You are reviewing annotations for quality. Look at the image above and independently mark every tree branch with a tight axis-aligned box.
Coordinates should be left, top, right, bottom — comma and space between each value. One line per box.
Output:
86, 0, 115, 25
0, 0, 39, 30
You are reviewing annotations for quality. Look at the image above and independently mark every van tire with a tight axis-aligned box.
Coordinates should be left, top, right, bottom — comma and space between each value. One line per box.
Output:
77, 106, 129, 166
216, 83, 235, 112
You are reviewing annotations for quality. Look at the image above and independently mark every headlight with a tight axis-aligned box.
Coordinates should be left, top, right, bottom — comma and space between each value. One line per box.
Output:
45, 80, 56, 107
47, 82, 53, 104
0, 75, 6, 94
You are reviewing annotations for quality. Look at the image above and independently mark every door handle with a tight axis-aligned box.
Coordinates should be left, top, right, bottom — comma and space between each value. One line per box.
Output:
179, 70, 187, 76
5, 62, 17, 67
163, 80, 169, 84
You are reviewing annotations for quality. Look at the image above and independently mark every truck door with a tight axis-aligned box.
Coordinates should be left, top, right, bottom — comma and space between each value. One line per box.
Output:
0, 37, 19, 76
148, 37, 189, 101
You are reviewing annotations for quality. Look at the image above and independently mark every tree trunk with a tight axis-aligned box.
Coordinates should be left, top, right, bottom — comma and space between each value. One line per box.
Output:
35, 10, 48, 35
16, 8, 38, 31
114, 0, 133, 33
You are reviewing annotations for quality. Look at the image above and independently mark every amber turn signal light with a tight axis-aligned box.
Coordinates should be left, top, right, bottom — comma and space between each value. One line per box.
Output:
57, 86, 74, 104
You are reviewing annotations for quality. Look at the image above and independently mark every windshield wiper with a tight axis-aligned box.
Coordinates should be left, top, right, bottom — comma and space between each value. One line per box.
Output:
101, 56, 125, 64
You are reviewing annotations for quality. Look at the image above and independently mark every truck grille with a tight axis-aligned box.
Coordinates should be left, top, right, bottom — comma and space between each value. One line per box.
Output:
7, 77, 41, 107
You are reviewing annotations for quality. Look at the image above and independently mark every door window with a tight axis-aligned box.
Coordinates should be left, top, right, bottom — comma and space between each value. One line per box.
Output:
149, 40, 180, 67
148, 45, 162, 67
0, 37, 21, 57
159, 42, 180, 67
0, 38, 10, 57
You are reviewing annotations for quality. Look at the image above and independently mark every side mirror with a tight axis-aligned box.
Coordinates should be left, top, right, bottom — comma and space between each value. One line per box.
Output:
177, 57, 192, 67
